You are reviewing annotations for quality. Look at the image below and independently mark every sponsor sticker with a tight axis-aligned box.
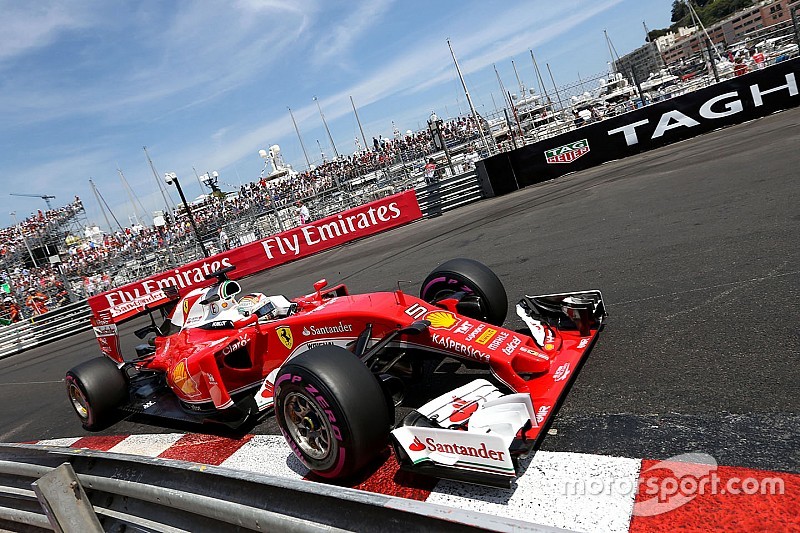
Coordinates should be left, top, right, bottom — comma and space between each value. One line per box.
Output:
277, 326, 293, 349
426, 310, 460, 330
535, 405, 551, 423
301, 322, 353, 336
454, 320, 475, 335
488, 331, 509, 351
431, 333, 490, 363
577, 338, 590, 349
172, 360, 200, 397
502, 335, 522, 356
449, 397, 480, 423
553, 362, 571, 382
222, 334, 250, 355
545, 139, 590, 164
465, 324, 486, 342
476, 328, 497, 345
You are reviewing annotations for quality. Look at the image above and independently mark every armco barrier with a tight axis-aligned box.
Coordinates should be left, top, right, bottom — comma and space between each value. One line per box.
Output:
416, 169, 484, 218
480, 57, 800, 196
0, 443, 557, 532
0, 301, 92, 360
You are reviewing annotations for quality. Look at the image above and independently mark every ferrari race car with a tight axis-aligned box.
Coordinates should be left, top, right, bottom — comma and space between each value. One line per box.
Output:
67, 259, 605, 487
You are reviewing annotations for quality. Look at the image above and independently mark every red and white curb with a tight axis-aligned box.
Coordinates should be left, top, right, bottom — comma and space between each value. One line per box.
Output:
32, 434, 799, 532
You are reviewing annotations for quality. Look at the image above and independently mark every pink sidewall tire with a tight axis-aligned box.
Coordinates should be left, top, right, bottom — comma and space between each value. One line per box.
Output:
275, 346, 391, 480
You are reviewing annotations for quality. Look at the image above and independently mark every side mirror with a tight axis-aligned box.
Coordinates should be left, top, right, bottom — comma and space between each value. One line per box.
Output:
314, 279, 327, 299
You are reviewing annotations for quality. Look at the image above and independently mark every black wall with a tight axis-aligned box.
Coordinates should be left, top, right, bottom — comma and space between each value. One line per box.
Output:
482, 58, 800, 196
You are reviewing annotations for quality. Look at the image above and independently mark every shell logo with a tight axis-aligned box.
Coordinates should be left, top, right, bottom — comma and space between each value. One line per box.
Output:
425, 310, 459, 330
172, 360, 199, 396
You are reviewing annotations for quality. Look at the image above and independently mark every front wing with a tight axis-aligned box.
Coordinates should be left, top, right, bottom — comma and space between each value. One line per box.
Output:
392, 290, 605, 487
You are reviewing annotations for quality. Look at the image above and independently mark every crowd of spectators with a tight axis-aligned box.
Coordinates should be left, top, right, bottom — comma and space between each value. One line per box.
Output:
0, 115, 483, 322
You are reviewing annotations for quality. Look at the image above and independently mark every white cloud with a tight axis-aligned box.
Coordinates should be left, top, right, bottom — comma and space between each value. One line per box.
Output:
312, 1, 394, 66
0, 2, 95, 62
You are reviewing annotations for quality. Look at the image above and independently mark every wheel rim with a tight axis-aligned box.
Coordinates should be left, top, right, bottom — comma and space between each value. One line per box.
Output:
68, 383, 89, 420
282, 391, 333, 460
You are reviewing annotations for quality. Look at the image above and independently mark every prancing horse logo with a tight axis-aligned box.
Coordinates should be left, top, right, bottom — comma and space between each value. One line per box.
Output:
276, 326, 293, 349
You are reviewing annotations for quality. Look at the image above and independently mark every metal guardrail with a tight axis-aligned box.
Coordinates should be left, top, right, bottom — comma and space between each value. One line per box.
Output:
0, 443, 558, 532
416, 170, 484, 218
0, 301, 93, 360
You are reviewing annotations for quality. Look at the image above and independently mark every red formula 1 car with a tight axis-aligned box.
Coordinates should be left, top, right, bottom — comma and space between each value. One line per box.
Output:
66, 259, 605, 487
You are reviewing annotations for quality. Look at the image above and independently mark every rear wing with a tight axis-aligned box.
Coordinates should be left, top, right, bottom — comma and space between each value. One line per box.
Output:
91, 286, 180, 363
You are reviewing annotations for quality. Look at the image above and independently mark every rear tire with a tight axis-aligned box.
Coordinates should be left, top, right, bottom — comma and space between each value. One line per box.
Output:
420, 258, 508, 326
274, 346, 391, 480
65, 357, 128, 431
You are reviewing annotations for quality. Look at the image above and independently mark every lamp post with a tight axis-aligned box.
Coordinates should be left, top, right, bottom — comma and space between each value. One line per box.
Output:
165, 172, 209, 258
427, 111, 454, 176
258, 152, 285, 232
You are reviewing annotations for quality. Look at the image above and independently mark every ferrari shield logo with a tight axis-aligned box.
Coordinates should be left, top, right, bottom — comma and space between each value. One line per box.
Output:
276, 326, 293, 349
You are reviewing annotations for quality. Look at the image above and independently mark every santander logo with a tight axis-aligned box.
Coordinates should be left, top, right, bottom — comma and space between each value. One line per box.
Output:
409, 436, 426, 452
449, 397, 479, 423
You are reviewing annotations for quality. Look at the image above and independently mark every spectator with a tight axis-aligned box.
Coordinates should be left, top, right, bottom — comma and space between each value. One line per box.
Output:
464, 145, 480, 169
25, 288, 49, 315
424, 158, 437, 184
1, 297, 22, 323
296, 200, 310, 225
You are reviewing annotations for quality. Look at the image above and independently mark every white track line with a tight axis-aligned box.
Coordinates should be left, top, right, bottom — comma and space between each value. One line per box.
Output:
220, 435, 307, 479
36, 437, 82, 447
108, 433, 185, 457
426, 451, 642, 533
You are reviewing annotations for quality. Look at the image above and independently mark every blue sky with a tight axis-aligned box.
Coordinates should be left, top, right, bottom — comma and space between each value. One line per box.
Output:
0, 0, 674, 231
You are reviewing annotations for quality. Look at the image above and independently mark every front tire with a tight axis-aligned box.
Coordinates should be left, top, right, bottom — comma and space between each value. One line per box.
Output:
420, 258, 508, 326
274, 346, 391, 480
65, 357, 128, 431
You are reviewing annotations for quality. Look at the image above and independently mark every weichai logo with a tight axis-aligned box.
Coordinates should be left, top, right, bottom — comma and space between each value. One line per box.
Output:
545, 139, 590, 164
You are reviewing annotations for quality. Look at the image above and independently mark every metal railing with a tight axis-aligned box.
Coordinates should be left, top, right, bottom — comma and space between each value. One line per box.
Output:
0, 170, 487, 359
0, 301, 92, 360
0, 443, 557, 532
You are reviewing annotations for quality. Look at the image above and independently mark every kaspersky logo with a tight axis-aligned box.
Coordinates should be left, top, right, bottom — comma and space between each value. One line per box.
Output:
545, 139, 590, 164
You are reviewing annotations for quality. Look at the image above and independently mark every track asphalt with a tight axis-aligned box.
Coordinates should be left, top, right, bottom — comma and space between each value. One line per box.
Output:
1, 107, 797, 480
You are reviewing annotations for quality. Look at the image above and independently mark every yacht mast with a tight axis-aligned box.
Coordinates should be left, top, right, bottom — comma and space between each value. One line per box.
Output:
448, 39, 492, 155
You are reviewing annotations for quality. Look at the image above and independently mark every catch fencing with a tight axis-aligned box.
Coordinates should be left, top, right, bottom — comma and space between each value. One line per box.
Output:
0, 443, 554, 532
0, 170, 486, 358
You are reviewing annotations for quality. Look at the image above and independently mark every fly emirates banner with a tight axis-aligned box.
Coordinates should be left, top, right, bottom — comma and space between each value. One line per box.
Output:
88, 190, 423, 317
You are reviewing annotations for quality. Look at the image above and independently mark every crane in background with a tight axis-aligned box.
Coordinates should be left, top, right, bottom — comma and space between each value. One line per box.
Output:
9, 193, 56, 211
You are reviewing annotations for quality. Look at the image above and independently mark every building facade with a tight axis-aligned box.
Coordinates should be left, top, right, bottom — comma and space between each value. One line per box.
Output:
614, 42, 666, 82
661, 0, 800, 64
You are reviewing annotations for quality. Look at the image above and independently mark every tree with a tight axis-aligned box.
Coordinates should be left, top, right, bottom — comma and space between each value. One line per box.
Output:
671, 0, 688, 23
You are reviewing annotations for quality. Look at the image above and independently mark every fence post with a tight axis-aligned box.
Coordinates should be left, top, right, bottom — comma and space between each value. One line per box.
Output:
32, 463, 103, 533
